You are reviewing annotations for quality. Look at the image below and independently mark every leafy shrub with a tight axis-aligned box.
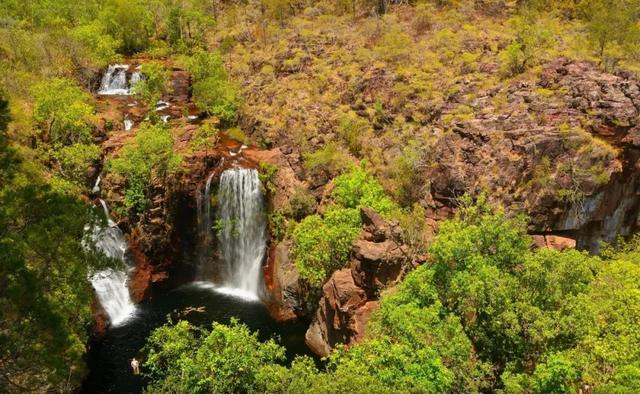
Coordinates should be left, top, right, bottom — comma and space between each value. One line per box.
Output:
190, 123, 219, 152
144, 319, 286, 394
291, 207, 361, 286
258, 161, 278, 194
337, 111, 369, 155
288, 186, 316, 220
54, 143, 101, 186
332, 163, 396, 216
303, 142, 351, 178
185, 50, 241, 125
132, 62, 171, 105
108, 122, 181, 215
32, 78, 94, 145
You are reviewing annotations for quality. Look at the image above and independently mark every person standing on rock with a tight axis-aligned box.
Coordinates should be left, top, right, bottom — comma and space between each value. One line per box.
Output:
131, 358, 140, 375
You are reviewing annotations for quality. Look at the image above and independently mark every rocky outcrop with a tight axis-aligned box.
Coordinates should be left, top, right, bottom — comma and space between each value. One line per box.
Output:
532, 234, 576, 251
305, 208, 410, 356
264, 241, 302, 321
424, 59, 640, 251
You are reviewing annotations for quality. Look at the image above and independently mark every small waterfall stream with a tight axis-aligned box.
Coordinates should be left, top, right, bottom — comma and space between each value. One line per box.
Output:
89, 200, 136, 325
196, 168, 266, 301
98, 64, 144, 96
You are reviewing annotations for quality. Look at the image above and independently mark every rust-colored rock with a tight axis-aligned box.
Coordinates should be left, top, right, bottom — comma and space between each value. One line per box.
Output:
305, 208, 410, 356
532, 235, 577, 251
265, 241, 301, 322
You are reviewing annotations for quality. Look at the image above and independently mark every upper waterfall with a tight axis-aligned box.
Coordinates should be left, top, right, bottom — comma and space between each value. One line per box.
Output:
98, 64, 143, 96
89, 199, 136, 325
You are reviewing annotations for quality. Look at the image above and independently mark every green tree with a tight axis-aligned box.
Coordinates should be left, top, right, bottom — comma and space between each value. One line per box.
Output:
331, 163, 396, 216
133, 62, 171, 106
580, 0, 640, 68
1, 92, 116, 391
53, 143, 101, 187
292, 207, 361, 286
185, 51, 240, 125
108, 122, 181, 215
144, 319, 286, 393
99, 0, 155, 54
32, 78, 94, 145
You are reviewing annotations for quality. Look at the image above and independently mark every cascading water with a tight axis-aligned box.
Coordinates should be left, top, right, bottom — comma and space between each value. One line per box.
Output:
98, 65, 130, 95
215, 169, 267, 300
124, 115, 133, 131
196, 171, 217, 277
89, 200, 136, 325
196, 168, 266, 301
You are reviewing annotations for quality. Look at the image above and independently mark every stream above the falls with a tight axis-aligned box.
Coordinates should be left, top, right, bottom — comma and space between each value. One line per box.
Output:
81, 283, 313, 393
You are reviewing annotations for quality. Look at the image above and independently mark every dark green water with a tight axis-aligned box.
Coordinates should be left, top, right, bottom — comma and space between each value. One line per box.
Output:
80, 283, 312, 393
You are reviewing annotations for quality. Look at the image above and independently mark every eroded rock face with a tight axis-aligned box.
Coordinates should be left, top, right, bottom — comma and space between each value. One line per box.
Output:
424, 59, 640, 251
305, 208, 409, 356
532, 234, 577, 251
265, 241, 302, 321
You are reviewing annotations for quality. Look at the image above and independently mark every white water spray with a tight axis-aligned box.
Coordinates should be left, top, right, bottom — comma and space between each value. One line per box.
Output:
89, 199, 136, 325
98, 65, 130, 95
215, 168, 266, 300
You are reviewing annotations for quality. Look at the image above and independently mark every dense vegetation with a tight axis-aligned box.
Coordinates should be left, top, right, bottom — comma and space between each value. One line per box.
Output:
2, 0, 640, 392
144, 199, 640, 392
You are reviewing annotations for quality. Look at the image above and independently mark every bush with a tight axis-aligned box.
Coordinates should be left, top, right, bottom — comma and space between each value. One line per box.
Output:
190, 123, 219, 152
291, 207, 361, 286
132, 62, 171, 105
144, 319, 286, 394
303, 142, 351, 178
108, 122, 181, 215
332, 163, 396, 216
54, 143, 101, 187
185, 51, 241, 125
288, 186, 316, 220
99, 0, 154, 55
32, 78, 94, 145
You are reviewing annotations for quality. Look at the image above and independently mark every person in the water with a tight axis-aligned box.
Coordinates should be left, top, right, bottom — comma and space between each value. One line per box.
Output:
131, 358, 140, 375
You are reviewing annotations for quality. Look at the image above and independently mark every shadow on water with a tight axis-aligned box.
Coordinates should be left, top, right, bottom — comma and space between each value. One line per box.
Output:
81, 283, 314, 394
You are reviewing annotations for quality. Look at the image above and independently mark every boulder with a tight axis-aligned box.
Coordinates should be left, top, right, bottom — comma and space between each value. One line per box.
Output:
305, 208, 409, 356
265, 241, 303, 321
532, 235, 577, 251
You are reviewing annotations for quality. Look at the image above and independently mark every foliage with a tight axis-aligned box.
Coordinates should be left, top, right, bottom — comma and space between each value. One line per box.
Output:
185, 51, 240, 125
499, 14, 554, 76
258, 161, 279, 195
53, 143, 101, 186
292, 207, 361, 286
288, 186, 316, 220
144, 319, 286, 394
99, 0, 154, 54
579, 0, 640, 68
190, 123, 219, 152
166, 3, 212, 53
133, 62, 171, 106
331, 163, 397, 216
108, 122, 181, 215
0, 93, 116, 391
32, 78, 94, 145
303, 142, 351, 179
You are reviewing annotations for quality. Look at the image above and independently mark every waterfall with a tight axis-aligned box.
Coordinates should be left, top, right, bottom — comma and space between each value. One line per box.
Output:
98, 64, 130, 95
89, 199, 136, 325
215, 168, 266, 301
196, 171, 217, 275
92, 174, 101, 194
124, 115, 133, 131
